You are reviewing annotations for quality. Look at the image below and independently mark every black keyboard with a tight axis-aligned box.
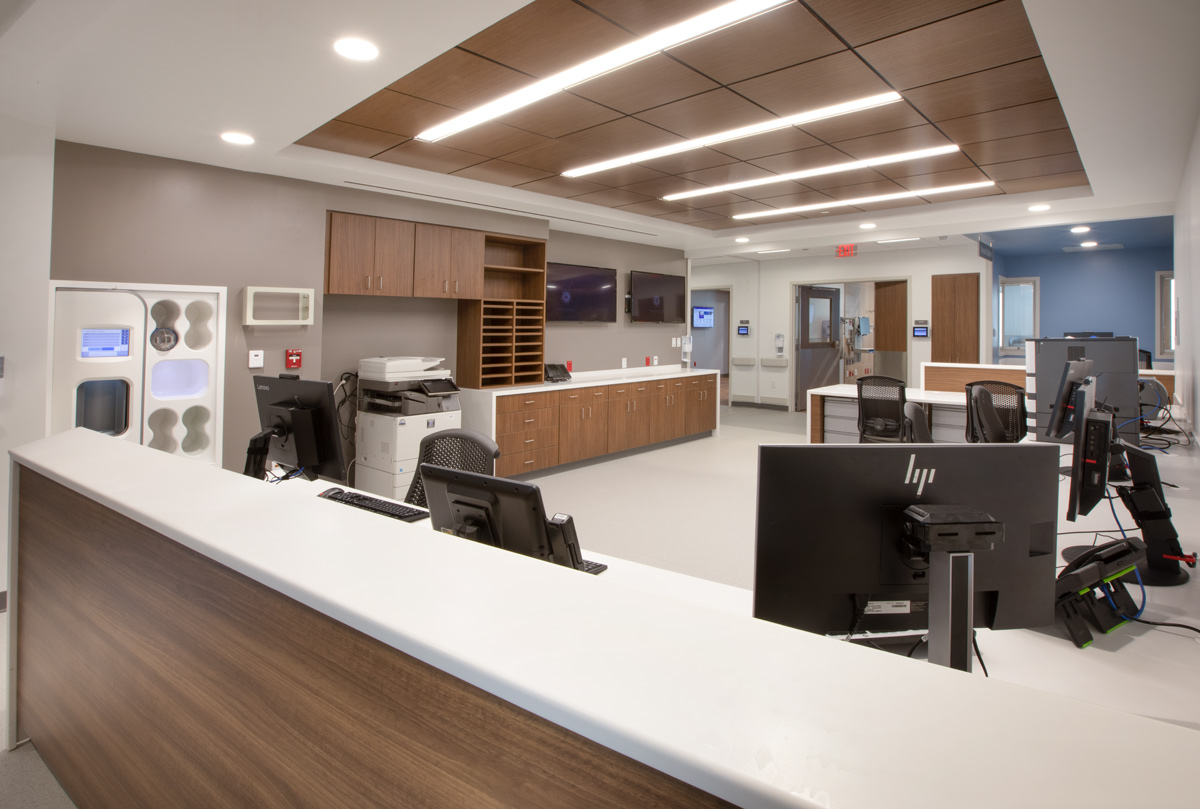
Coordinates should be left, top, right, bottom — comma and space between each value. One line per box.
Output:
319, 488, 429, 523
580, 559, 607, 575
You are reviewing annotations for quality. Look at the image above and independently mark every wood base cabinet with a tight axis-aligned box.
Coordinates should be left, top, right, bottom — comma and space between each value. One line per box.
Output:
607, 381, 652, 453
558, 387, 609, 464
494, 391, 559, 476
650, 378, 687, 444
684, 376, 718, 435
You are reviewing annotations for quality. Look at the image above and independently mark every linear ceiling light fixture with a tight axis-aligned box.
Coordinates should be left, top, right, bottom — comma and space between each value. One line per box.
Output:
662, 144, 956, 201
732, 181, 997, 219
876, 237, 921, 243
563, 91, 902, 178
416, 0, 791, 142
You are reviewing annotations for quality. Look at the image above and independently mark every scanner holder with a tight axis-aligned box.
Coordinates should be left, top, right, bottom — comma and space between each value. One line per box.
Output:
1055, 539, 1147, 648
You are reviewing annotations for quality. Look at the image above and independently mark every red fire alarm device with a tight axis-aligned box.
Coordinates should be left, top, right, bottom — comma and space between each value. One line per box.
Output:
285, 349, 302, 369
835, 243, 857, 257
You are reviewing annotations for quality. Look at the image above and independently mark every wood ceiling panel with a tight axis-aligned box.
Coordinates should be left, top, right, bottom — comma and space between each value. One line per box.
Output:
732, 51, 894, 117
903, 58, 1057, 121
513, 175, 611, 197
665, 190, 755, 209
889, 166, 992, 190
849, 196, 930, 212
937, 99, 1069, 144
856, 1, 1039, 90
753, 188, 841, 209
437, 121, 552, 159
637, 147, 739, 176
496, 92, 624, 138
689, 218, 759, 230
707, 126, 823, 161
823, 179, 910, 200
387, 48, 531, 111
728, 180, 811, 201
450, 160, 554, 186
869, 150, 974, 179
498, 139, 608, 174
570, 54, 718, 114
961, 128, 1078, 166
634, 88, 776, 140
747, 144, 858, 174
556, 116, 685, 157
699, 200, 781, 218
804, 0, 996, 46
569, 188, 655, 207
915, 184, 1002, 203
338, 91, 458, 137
796, 166, 892, 191
579, 0, 730, 36
616, 176, 709, 198
679, 162, 784, 187
981, 152, 1085, 181
460, 0, 633, 78
655, 209, 725, 224
372, 140, 488, 173
996, 171, 1090, 194
578, 163, 670, 187
831, 125, 956, 159
668, 3, 845, 85
798, 102, 927, 145
294, 121, 407, 158
614, 199, 693, 217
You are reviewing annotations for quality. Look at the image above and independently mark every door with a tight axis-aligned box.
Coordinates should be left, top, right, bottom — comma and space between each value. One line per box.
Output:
795, 286, 841, 411
932, 273, 980, 363
873, 279, 908, 381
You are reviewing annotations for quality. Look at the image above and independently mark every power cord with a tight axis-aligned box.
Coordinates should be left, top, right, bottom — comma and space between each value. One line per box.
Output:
971, 630, 988, 678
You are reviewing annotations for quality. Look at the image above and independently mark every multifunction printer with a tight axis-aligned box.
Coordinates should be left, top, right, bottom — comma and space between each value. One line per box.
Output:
354, 356, 461, 500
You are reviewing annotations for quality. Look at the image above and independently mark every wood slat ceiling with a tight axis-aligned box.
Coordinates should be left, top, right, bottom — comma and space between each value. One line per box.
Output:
297, 0, 1088, 230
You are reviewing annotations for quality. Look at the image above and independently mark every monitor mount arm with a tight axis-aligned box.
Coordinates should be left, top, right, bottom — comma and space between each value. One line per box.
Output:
243, 424, 286, 480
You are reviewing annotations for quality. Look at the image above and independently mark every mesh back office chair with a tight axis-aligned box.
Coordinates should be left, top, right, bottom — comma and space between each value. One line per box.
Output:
404, 428, 500, 509
856, 375, 908, 443
964, 380, 1027, 443
903, 401, 934, 443
1138, 349, 1153, 370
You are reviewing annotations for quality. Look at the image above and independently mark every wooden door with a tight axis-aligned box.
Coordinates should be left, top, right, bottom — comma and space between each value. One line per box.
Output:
874, 280, 907, 352
413, 224, 454, 298
327, 212, 375, 295
932, 273, 980, 363
373, 218, 415, 297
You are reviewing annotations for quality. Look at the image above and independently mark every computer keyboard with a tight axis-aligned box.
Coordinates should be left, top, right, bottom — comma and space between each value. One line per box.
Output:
580, 559, 607, 575
318, 488, 429, 523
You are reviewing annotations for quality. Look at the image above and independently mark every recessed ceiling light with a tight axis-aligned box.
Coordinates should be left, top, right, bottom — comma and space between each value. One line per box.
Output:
756, 249, 791, 254
417, 0, 792, 142
735, 237, 750, 243
220, 132, 254, 145
1028, 204, 1051, 212
1080, 241, 1098, 247
876, 237, 921, 244
334, 38, 379, 61
563, 92, 902, 178
661, 144, 956, 201
1071, 226, 1091, 233
733, 181, 997, 220
859, 223, 877, 230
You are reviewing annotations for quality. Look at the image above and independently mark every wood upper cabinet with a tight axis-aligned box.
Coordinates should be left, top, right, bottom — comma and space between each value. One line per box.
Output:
326, 212, 414, 297
414, 224, 484, 299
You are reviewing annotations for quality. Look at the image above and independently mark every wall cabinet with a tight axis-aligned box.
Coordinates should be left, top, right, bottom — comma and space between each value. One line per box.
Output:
413, 224, 484, 299
327, 212, 415, 297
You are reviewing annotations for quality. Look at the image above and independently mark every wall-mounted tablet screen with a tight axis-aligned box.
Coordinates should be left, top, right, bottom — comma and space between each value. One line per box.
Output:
81, 328, 131, 359
545, 263, 617, 322
692, 306, 715, 328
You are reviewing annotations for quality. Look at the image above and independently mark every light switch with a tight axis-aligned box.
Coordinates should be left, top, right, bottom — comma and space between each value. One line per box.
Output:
248, 350, 264, 369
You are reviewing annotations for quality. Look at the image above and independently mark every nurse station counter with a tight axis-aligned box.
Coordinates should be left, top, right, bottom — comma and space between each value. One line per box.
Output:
7, 429, 1199, 809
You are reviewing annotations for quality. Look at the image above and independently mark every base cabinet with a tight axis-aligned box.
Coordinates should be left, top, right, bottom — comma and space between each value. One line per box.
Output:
558, 389, 608, 464
683, 376, 718, 435
607, 381, 652, 453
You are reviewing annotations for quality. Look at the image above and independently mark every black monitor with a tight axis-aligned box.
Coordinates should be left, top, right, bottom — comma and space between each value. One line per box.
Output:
1045, 358, 1095, 439
1064, 331, 1114, 338
419, 464, 606, 574
754, 443, 1058, 639
1063, 377, 1110, 521
245, 374, 347, 481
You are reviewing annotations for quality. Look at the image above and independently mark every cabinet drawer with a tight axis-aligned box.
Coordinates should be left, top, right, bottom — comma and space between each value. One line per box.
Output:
496, 391, 557, 414
497, 427, 558, 456
495, 446, 559, 477
497, 407, 558, 435
557, 386, 607, 406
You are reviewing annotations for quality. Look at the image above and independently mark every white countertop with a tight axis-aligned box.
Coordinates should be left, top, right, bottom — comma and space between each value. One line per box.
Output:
807, 383, 967, 406
10, 429, 1200, 809
465, 365, 719, 397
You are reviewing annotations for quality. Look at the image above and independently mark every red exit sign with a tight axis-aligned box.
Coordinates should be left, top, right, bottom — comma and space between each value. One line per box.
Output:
836, 244, 857, 257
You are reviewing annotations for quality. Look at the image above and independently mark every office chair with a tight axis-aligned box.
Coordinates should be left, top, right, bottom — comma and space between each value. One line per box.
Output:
964, 380, 1027, 443
903, 401, 934, 443
1138, 349, 1153, 370
856, 375, 907, 443
404, 428, 500, 509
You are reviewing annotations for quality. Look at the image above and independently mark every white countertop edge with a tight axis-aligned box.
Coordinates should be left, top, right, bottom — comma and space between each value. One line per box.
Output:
463, 366, 720, 397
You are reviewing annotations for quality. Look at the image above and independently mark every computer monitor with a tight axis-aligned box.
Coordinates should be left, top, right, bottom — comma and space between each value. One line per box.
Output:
753, 443, 1058, 639
1064, 331, 1114, 339
1063, 377, 1110, 521
419, 464, 605, 574
245, 374, 347, 481
1045, 358, 1094, 440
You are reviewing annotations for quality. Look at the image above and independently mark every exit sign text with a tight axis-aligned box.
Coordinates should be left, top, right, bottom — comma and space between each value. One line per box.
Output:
836, 244, 857, 257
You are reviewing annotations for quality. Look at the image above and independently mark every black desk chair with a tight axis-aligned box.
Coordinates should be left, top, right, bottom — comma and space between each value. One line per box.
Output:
903, 401, 934, 443
964, 380, 1027, 443
856, 375, 907, 443
1138, 349, 1153, 370
404, 428, 500, 509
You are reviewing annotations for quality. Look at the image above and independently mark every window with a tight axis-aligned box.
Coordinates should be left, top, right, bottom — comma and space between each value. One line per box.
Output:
1156, 270, 1175, 358
997, 276, 1039, 356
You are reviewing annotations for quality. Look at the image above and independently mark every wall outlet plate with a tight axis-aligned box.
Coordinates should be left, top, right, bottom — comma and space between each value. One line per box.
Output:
248, 350, 264, 369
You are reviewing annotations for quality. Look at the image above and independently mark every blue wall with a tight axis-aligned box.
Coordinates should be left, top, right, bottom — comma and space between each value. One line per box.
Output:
991, 246, 1172, 364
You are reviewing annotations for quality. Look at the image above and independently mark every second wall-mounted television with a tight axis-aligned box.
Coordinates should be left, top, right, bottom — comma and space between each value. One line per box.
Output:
629, 270, 685, 324
545, 262, 617, 322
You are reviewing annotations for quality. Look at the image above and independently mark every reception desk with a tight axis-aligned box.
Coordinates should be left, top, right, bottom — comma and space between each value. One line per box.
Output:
807, 384, 969, 443
8, 430, 1199, 809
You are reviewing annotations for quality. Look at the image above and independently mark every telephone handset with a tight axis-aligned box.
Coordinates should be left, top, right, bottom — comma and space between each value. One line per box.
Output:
544, 363, 571, 383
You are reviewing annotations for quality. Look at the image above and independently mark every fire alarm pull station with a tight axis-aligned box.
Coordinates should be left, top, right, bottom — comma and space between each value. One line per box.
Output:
285, 349, 302, 369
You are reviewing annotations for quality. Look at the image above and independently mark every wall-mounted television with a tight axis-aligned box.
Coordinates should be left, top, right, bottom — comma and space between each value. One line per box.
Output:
692, 306, 714, 328
545, 263, 617, 322
629, 271, 685, 324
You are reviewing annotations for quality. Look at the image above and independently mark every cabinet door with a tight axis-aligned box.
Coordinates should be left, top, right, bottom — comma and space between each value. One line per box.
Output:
374, 218, 415, 297
608, 394, 649, 452
413, 224, 454, 298
327, 212, 375, 295
558, 403, 589, 464
450, 228, 485, 299
650, 390, 684, 443
683, 376, 718, 435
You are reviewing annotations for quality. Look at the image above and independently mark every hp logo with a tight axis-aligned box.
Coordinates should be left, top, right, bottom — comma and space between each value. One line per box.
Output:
904, 453, 936, 496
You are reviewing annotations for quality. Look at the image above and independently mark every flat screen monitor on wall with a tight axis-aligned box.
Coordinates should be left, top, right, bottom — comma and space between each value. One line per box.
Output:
629, 271, 685, 323
545, 263, 617, 322
692, 306, 715, 328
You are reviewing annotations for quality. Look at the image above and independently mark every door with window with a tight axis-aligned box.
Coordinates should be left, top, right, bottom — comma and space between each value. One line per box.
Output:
998, 276, 1039, 357
795, 286, 840, 411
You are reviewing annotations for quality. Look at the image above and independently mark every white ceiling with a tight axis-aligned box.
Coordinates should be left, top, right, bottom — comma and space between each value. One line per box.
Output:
3, 0, 1198, 260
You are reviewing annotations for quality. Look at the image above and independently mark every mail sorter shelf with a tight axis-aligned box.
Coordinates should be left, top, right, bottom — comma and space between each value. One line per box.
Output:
458, 298, 545, 389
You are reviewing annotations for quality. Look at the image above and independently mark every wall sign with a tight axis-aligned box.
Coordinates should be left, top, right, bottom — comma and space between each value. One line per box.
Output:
836, 244, 857, 258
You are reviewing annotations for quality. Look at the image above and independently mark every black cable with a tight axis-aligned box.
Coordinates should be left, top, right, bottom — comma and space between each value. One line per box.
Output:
1129, 617, 1200, 634
905, 636, 927, 658
971, 630, 988, 678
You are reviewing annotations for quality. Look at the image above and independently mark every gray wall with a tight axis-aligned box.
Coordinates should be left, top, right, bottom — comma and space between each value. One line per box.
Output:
690, 289, 729, 373
545, 231, 686, 371
50, 141, 547, 472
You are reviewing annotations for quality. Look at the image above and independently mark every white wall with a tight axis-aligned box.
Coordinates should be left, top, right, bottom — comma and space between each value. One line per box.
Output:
1174, 111, 1200, 427
0, 113, 54, 590
690, 245, 990, 408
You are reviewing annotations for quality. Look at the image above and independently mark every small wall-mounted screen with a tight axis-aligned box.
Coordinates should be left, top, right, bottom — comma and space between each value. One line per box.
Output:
81, 328, 131, 359
912, 326, 929, 338
737, 325, 750, 336
692, 306, 715, 328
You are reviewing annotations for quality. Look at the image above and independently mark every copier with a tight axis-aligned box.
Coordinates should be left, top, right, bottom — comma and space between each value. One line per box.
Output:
354, 357, 461, 500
